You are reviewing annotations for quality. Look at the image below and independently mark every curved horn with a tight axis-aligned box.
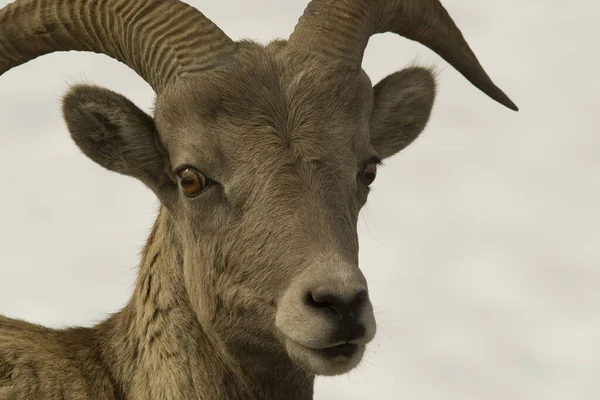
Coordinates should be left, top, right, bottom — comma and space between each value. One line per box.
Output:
288, 0, 518, 111
0, 0, 235, 92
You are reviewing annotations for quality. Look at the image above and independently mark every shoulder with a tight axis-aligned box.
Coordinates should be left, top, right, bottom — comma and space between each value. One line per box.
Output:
0, 316, 116, 400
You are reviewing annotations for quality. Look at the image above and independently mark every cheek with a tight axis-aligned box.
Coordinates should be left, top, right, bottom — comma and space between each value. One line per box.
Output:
180, 235, 222, 325
179, 220, 281, 318
351, 177, 371, 211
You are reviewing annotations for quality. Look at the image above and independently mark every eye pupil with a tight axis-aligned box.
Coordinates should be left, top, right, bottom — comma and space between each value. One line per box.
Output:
359, 163, 377, 186
178, 168, 208, 196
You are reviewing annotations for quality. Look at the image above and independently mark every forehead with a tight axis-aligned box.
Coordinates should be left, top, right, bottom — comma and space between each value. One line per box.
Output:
155, 42, 374, 171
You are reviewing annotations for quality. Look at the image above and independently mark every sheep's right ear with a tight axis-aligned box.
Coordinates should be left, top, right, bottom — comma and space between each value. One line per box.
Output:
62, 85, 175, 202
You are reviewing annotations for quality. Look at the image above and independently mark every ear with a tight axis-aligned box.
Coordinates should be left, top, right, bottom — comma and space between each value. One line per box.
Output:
369, 67, 436, 159
62, 85, 174, 200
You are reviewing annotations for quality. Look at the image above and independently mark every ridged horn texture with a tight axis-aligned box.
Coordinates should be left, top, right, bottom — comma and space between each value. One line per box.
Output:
288, 0, 518, 111
0, 0, 235, 92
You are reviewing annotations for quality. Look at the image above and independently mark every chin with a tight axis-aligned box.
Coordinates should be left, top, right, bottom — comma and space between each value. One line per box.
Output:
284, 337, 366, 376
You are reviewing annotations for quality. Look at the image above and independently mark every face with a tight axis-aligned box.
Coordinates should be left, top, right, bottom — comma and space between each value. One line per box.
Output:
155, 45, 378, 375
62, 42, 436, 376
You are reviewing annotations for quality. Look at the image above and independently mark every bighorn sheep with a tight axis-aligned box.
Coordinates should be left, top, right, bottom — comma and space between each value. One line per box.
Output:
0, 0, 517, 398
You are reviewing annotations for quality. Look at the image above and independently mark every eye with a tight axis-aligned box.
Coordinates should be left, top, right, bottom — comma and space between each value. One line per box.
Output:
358, 162, 378, 187
177, 168, 211, 197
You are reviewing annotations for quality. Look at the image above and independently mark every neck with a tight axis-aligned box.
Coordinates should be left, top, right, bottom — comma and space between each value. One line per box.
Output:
96, 208, 314, 399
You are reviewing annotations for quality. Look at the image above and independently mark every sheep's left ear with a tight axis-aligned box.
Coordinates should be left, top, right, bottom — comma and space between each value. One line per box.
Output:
369, 67, 436, 159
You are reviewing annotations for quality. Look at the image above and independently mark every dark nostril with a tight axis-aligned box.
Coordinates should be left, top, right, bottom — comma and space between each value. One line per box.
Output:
351, 290, 368, 313
307, 289, 368, 319
307, 292, 344, 317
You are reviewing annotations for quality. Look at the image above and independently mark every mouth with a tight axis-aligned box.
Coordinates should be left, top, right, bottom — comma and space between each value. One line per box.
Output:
315, 343, 359, 358
283, 336, 365, 376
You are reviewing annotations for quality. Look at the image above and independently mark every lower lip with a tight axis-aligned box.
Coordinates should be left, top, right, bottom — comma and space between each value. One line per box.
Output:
315, 343, 358, 358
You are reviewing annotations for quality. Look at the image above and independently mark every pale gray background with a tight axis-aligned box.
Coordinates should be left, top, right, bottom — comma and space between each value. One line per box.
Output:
0, 0, 598, 399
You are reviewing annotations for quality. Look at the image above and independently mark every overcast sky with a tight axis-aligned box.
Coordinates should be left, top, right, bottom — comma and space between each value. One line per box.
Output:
0, 1, 598, 399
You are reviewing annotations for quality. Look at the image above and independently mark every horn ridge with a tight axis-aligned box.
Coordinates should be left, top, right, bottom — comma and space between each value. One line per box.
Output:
0, 0, 236, 92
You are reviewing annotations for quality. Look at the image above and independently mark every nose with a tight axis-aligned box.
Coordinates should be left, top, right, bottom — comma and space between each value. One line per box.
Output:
306, 287, 368, 320
275, 259, 376, 351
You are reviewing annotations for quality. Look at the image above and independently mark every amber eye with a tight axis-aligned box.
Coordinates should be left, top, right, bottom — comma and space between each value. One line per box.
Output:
178, 168, 210, 197
359, 162, 377, 186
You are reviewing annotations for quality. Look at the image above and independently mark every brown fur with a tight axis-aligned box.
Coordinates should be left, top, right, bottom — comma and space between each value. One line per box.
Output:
0, 41, 436, 399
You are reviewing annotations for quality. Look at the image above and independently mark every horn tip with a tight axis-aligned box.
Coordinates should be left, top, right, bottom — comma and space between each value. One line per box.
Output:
488, 86, 519, 112
498, 94, 519, 112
